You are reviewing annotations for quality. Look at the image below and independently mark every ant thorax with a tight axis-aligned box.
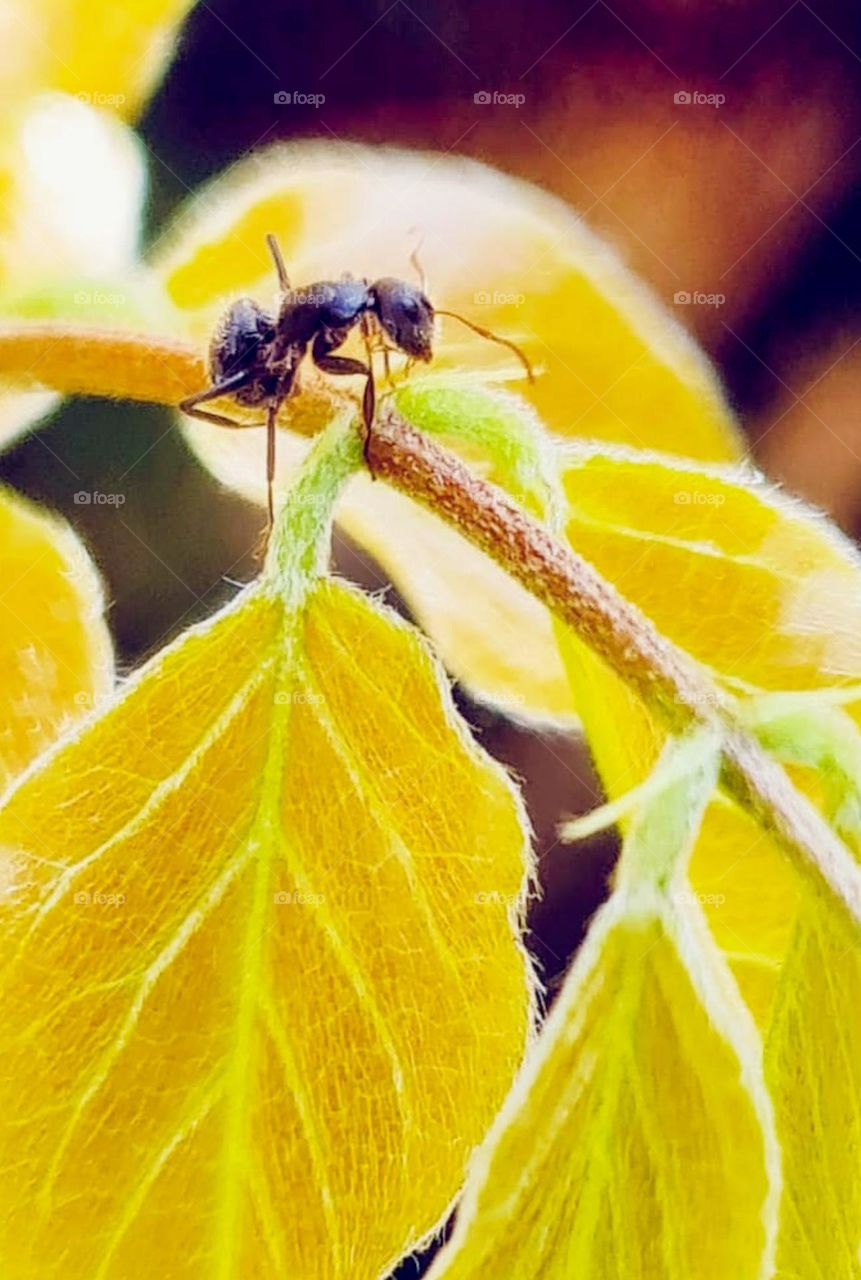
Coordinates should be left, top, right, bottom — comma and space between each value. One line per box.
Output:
274, 278, 370, 352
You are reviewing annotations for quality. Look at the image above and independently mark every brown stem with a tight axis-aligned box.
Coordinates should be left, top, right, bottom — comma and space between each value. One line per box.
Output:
367, 407, 861, 930
0, 325, 206, 405
2, 322, 860, 928
0, 324, 341, 434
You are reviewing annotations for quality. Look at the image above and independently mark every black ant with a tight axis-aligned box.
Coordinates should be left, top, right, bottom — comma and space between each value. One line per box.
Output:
179, 234, 535, 527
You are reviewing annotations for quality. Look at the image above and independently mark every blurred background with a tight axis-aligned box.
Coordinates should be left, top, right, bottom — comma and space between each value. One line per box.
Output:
3, 7, 860, 1264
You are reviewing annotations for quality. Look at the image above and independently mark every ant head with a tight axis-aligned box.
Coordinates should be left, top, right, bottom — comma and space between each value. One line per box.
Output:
210, 297, 276, 382
371, 278, 435, 361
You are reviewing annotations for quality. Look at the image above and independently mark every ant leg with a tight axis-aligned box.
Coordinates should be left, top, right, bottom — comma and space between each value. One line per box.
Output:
265, 399, 278, 530
313, 354, 370, 378
312, 347, 376, 469
359, 314, 380, 466
362, 370, 376, 466
178, 372, 254, 428
266, 233, 291, 292
362, 317, 396, 388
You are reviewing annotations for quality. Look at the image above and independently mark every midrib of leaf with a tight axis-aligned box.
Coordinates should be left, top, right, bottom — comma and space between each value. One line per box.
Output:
564, 924, 643, 1278
567, 508, 769, 568
564, 513, 822, 620
215, 417, 362, 1279
215, 654, 293, 1280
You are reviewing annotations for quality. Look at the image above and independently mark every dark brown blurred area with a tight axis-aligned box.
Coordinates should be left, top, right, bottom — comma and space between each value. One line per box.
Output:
2, 15, 859, 1243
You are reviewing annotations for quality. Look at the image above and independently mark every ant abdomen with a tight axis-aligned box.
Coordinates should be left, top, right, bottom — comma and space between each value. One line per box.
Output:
210, 298, 277, 404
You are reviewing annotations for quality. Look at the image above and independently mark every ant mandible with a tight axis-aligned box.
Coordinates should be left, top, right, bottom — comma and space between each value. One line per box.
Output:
179, 234, 535, 528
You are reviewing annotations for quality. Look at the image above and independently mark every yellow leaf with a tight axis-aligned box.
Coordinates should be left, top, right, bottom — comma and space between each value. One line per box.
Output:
766, 893, 861, 1278
0, 95, 147, 446
0, 95, 145, 295
0, 0, 194, 119
427, 887, 780, 1280
156, 141, 742, 722
559, 445, 861, 1020
0, 424, 534, 1278
0, 483, 112, 789
157, 145, 739, 457
430, 737, 778, 1279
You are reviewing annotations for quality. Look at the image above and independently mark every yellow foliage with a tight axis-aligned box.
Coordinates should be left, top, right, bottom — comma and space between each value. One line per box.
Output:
428, 888, 779, 1280
559, 446, 861, 1019
0, 484, 112, 790
156, 142, 743, 722
0, 0, 193, 119
766, 894, 861, 1278
562, 447, 861, 691
0, 426, 534, 1277
0, 95, 147, 446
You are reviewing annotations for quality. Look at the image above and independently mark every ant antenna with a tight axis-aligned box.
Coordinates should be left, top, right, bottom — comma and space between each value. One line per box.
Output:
409, 232, 428, 294
266, 233, 291, 292
435, 309, 535, 384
